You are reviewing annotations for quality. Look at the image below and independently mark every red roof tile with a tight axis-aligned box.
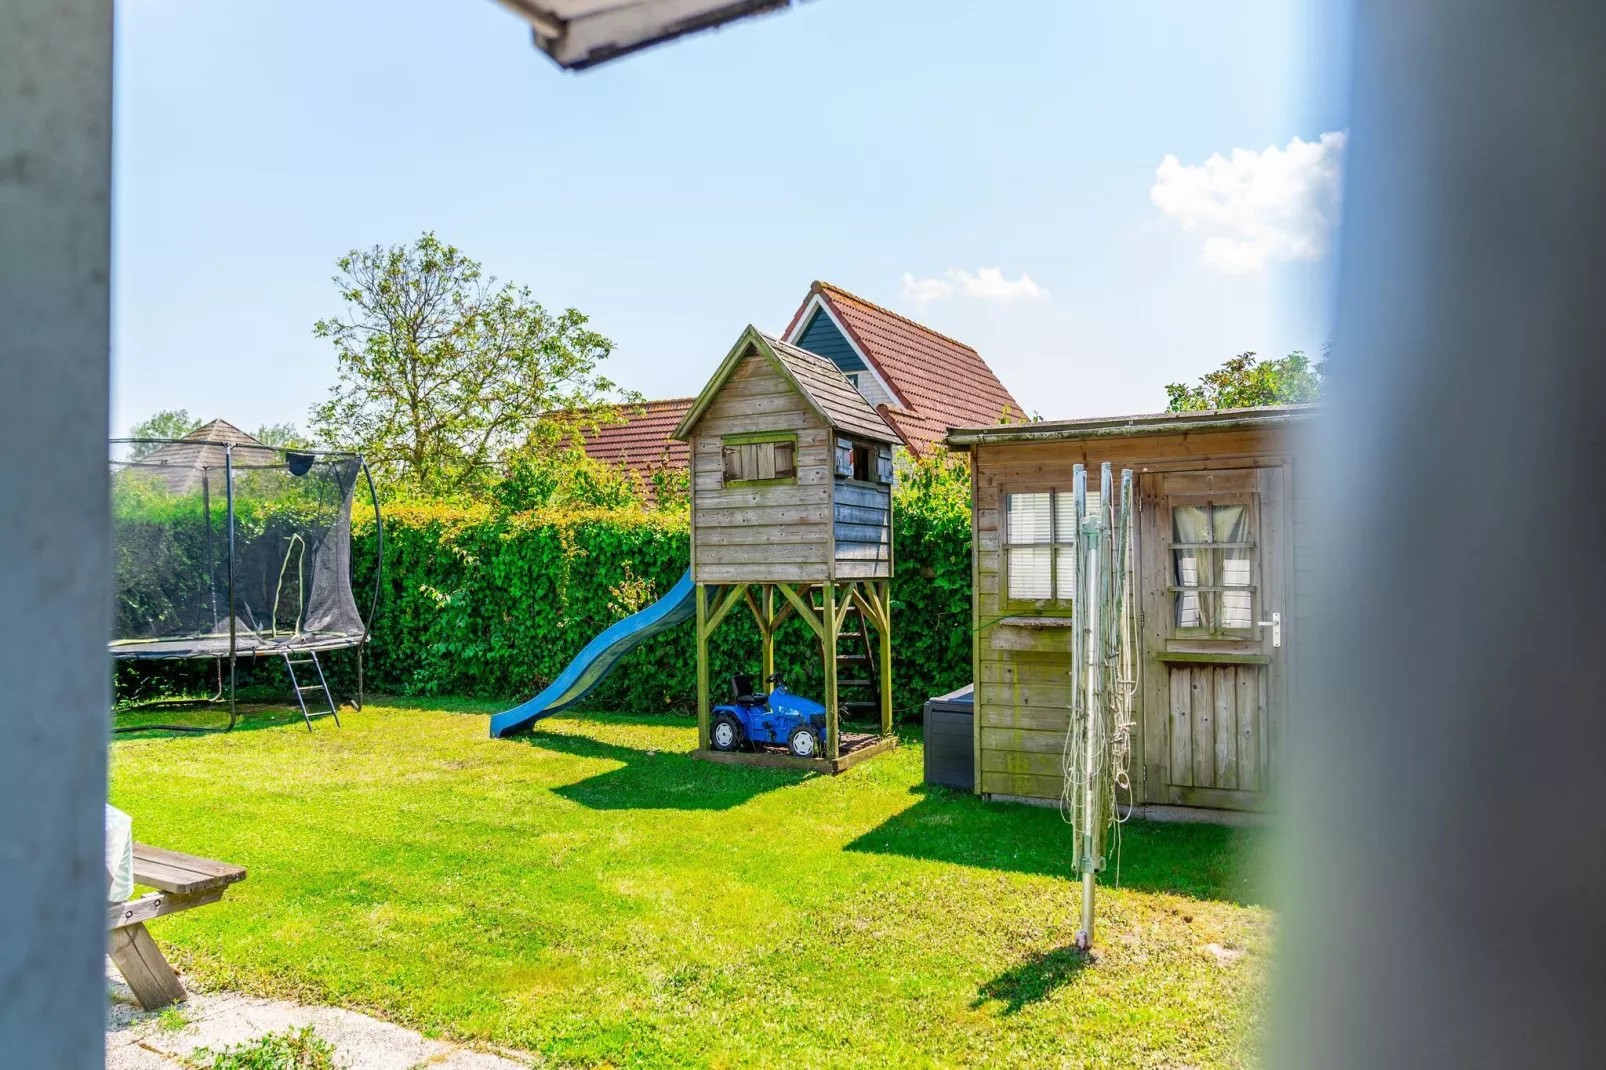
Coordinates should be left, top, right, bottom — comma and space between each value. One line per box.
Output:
782, 281, 1027, 456
576, 398, 693, 473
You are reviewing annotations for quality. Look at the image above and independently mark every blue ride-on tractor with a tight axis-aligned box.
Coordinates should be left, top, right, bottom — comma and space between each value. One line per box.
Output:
709, 672, 828, 758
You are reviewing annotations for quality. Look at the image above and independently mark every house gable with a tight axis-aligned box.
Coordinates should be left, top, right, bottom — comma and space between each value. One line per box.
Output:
781, 281, 1027, 456
795, 307, 864, 373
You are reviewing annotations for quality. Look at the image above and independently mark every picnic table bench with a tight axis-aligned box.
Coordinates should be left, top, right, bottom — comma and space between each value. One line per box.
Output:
106, 843, 247, 1010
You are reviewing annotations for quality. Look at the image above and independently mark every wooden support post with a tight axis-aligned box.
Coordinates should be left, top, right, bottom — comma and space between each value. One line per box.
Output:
695, 582, 710, 751
761, 585, 776, 684
877, 579, 893, 737
822, 581, 839, 759
108, 922, 187, 1010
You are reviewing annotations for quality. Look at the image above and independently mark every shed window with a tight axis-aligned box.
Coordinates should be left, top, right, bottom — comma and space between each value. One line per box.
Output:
1171, 502, 1254, 634
1005, 490, 1093, 602
721, 434, 797, 485
1004, 490, 1101, 602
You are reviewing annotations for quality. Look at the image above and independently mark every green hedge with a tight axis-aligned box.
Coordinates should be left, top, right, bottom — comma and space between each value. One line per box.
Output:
116, 457, 975, 721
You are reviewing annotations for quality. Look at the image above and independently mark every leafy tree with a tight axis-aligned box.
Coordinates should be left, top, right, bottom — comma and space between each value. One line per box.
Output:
493, 444, 646, 512
310, 234, 629, 495
127, 409, 203, 459
1165, 349, 1325, 412
253, 422, 309, 450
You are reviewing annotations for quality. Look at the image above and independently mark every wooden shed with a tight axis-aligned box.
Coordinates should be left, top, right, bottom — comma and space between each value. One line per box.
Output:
946, 405, 1315, 815
673, 325, 902, 770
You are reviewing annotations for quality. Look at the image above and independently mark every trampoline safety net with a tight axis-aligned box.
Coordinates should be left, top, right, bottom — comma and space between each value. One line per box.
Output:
110, 437, 372, 660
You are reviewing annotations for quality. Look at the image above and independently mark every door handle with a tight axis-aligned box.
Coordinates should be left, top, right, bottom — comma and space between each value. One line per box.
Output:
1257, 611, 1282, 648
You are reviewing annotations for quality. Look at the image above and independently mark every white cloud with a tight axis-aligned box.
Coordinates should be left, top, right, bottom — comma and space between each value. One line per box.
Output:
899, 273, 954, 304
900, 267, 1048, 305
1150, 130, 1347, 274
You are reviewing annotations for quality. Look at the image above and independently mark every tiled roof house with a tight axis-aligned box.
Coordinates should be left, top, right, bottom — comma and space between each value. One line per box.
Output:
575, 281, 1026, 477
780, 281, 1026, 456
575, 398, 693, 472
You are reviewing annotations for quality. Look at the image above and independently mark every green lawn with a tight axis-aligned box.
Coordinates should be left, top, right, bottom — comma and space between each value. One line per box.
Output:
110, 701, 1273, 1069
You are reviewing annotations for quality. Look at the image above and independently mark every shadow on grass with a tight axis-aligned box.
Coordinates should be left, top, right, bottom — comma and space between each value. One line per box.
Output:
111, 702, 329, 739
844, 785, 1268, 906
973, 945, 1089, 1014
510, 726, 812, 812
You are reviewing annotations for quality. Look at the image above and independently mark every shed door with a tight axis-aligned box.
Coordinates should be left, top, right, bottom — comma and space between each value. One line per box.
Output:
1139, 467, 1288, 811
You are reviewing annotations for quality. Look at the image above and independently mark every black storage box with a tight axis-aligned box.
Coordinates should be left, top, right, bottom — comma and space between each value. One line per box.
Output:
923, 684, 974, 790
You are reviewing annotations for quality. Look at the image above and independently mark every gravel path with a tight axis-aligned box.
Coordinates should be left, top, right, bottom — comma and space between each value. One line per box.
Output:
106, 962, 532, 1069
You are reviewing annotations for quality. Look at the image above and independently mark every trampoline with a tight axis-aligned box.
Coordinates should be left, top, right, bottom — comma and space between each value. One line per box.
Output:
110, 433, 382, 732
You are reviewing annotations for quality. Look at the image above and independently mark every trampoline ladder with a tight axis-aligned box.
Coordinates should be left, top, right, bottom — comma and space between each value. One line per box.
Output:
282, 651, 340, 731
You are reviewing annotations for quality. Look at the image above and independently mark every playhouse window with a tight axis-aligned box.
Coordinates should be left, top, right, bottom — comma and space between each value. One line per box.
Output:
721, 434, 797, 485
1170, 502, 1255, 634
836, 438, 878, 481
1004, 489, 1101, 602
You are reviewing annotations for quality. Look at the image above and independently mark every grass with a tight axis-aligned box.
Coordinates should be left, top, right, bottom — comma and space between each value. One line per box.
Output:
155, 1005, 193, 1033
111, 700, 1273, 1069
185, 1026, 337, 1070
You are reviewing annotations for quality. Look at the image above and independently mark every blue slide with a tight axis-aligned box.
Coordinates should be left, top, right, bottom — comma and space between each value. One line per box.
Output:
489, 568, 697, 738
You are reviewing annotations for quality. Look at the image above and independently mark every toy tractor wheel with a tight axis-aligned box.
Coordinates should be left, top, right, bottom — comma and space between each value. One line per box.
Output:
787, 725, 819, 758
710, 714, 743, 752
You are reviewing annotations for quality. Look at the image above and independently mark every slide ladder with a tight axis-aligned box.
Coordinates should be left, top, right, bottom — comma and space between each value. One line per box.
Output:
489, 569, 697, 738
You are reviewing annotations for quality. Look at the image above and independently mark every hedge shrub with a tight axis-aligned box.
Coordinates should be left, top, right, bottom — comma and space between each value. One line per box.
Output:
118, 456, 975, 721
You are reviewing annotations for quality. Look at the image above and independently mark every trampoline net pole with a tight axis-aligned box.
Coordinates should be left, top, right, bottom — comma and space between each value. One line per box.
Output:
226, 443, 237, 730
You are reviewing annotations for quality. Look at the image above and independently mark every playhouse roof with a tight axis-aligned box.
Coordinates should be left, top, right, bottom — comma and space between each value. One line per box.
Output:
673, 326, 899, 444
782, 281, 1027, 455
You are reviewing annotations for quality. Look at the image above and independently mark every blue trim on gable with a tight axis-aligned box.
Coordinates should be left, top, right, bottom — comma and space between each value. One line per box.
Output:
795, 308, 865, 373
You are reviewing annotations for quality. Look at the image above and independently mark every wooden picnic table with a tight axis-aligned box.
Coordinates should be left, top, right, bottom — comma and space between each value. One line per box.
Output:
106, 843, 247, 1010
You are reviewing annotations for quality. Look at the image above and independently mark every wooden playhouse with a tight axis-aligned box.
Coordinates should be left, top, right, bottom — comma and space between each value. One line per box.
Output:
945, 405, 1315, 815
672, 326, 901, 772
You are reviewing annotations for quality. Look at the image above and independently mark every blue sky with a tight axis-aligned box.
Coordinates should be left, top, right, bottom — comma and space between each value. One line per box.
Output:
112, 0, 1352, 437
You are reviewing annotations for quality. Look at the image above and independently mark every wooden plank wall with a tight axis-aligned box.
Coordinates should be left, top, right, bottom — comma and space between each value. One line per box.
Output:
691, 348, 832, 583
1164, 663, 1266, 794
834, 479, 891, 579
971, 427, 1294, 803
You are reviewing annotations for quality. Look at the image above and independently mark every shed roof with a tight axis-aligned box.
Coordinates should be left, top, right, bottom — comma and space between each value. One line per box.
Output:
944, 404, 1318, 447
783, 281, 1027, 455
673, 326, 899, 444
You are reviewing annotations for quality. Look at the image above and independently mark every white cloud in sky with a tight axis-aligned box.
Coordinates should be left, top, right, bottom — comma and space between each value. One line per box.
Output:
900, 267, 1048, 305
1150, 130, 1347, 274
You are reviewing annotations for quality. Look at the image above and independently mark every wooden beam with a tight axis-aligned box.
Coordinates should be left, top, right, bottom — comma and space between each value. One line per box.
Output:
970, 444, 983, 796
822, 581, 839, 760
876, 580, 893, 736
744, 587, 767, 634
761, 585, 776, 683
849, 584, 886, 635
108, 923, 186, 1010
107, 888, 224, 931
769, 598, 795, 632
703, 583, 747, 638
695, 583, 710, 750
834, 580, 858, 634
1157, 651, 1272, 665
775, 582, 824, 640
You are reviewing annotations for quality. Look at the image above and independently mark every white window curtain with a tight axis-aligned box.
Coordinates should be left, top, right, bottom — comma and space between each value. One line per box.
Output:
1172, 503, 1253, 632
